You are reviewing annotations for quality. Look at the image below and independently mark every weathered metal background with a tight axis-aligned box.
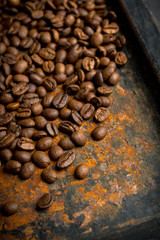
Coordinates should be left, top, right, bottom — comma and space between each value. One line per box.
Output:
0, 1, 160, 239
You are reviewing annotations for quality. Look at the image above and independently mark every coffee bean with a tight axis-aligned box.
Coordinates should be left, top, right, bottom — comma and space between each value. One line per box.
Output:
16, 107, 31, 118
80, 103, 95, 120
90, 32, 103, 47
19, 162, 36, 180
52, 93, 68, 109
100, 96, 111, 108
55, 49, 67, 63
46, 123, 58, 137
37, 193, 53, 209
4, 160, 22, 174
85, 92, 96, 103
97, 86, 113, 96
0, 133, 15, 149
41, 168, 57, 184
32, 151, 50, 168
103, 22, 119, 34
54, 73, 67, 84
43, 61, 55, 73
31, 103, 43, 116
0, 104, 6, 116
115, 52, 127, 66
85, 69, 97, 81
35, 116, 47, 130
65, 64, 74, 76
18, 118, 35, 128
68, 99, 83, 112
70, 110, 83, 126
20, 128, 35, 138
94, 107, 109, 122
2, 202, 19, 216
36, 137, 53, 151
32, 131, 48, 140
17, 137, 35, 150
59, 108, 71, 120
75, 164, 89, 179
57, 150, 76, 169
43, 77, 57, 91
29, 73, 43, 85
36, 86, 47, 98
0, 148, 13, 162
59, 121, 79, 135
90, 97, 102, 109
0, 42, 7, 55
75, 87, 90, 101
14, 150, 31, 163
94, 72, 104, 87
18, 25, 28, 39
115, 35, 126, 48
12, 82, 29, 96
100, 57, 110, 67
6, 102, 19, 111
13, 60, 28, 74
23, 93, 40, 105
65, 84, 80, 95
42, 108, 59, 121
107, 71, 120, 86
39, 48, 55, 60
55, 63, 65, 74
40, 32, 52, 44
42, 93, 54, 108
49, 146, 64, 161
13, 74, 29, 83
0, 113, 13, 126
82, 57, 95, 71
63, 74, 78, 88
91, 126, 107, 141
59, 137, 75, 150
71, 131, 87, 147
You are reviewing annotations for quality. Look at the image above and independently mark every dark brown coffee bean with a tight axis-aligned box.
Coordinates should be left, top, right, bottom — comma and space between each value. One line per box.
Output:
49, 146, 64, 161
82, 57, 95, 71
18, 119, 35, 128
85, 69, 97, 81
31, 54, 43, 66
21, 37, 34, 49
4, 160, 21, 174
75, 87, 90, 101
0, 133, 15, 149
39, 48, 55, 60
9, 138, 18, 151
31, 103, 43, 116
2, 53, 18, 65
85, 92, 96, 103
20, 128, 35, 138
2, 202, 19, 216
99, 97, 111, 108
36, 86, 47, 98
59, 137, 75, 150
59, 108, 71, 120
41, 168, 57, 184
103, 22, 119, 34
55, 63, 65, 74
12, 82, 29, 96
102, 66, 115, 81
13, 60, 28, 74
107, 71, 120, 86
42, 108, 59, 121
91, 126, 107, 141
18, 25, 28, 39
74, 28, 89, 40
42, 93, 54, 108
6, 102, 20, 111
14, 150, 31, 163
57, 150, 76, 169
19, 162, 36, 180
13, 74, 29, 83
80, 81, 95, 92
63, 74, 78, 88
0, 113, 13, 126
0, 91, 14, 105
90, 32, 103, 47
94, 72, 104, 87
68, 99, 83, 112
75, 164, 89, 179
32, 151, 50, 168
59, 121, 79, 135
29, 73, 43, 85
17, 137, 35, 150
43, 61, 55, 73
40, 32, 52, 44
36, 137, 53, 151
43, 77, 57, 91
97, 86, 113, 96
32, 131, 48, 140
67, 45, 81, 64
95, 107, 109, 122
0, 42, 7, 55
65, 84, 80, 95
16, 107, 31, 118
115, 52, 127, 66
90, 97, 102, 109
115, 35, 126, 48
100, 57, 110, 67
29, 41, 41, 55
54, 74, 67, 85
71, 131, 87, 147
35, 116, 47, 130
65, 64, 74, 76
37, 193, 53, 209
0, 104, 6, 116
0, 148, 12, 162
52, 93, 68, 109
55, 49, 67, 63
80, 103, 95, 120
46, 123, 58, 138
70, 110, 83, 126
2, 63, 11, 76
23, 93, 39, 105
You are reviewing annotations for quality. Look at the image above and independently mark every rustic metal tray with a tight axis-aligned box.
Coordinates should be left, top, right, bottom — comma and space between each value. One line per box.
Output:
0, 0, 160, 239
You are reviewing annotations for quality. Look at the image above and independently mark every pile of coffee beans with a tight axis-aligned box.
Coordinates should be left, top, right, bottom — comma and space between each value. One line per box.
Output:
0, 0, 127, 215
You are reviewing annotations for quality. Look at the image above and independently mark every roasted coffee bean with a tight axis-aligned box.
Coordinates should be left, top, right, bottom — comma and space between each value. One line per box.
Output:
37, 193, 53, 209
59, 121, 79, 135
18, 25, 28, 39
0, 42, 7, 55
59, 108, 71, 120
67, 45, 81, 64
2, 202, 19, 216
7, 122, 21, 138
75, 87, 90, 101
80, 103, 95, 120
0, 113, 13, 126
86, 92, 96, 103
2, 63, 11, 76
40, 32, 52, 44
100, 96, 111, 108
0, 104, 6, 116
16, 107, 31, 118
115, 35, 126, 48
65, 84, 80, 95
19, 162, 36, 180
17, 137, 35, 150
100, 57, 110, 67
82, 57, 95, 71
20, 37, 34, 49
43, 61, 55, 73
39, 48, 55, 60
90, 32, 103, 47
36, 86, 47, 98
32, 151, 50, 168
2, 53, 18, 65
65, 64, 74, 76
46, 123, 58, 137
55, 49, 67, 63
32, 131, 48, 140
59, 137, 75, 150
90, 97, 102, 109
29, 41, 41, 55
97, 86, 113, 96
49, 146, 64, 161
42, 108, 59, 121
55, 63, 65, 74
42, 93, 54, 108
52, 93, 68, 109
23, 93, 39, 105
54, 73, 67, 84
103, 22, 119, 34
31, 54, 43, 66
4, 160, 21, 174
29, 73, 43, 85
85, 69, 97, 81
14, 150, 31, 163
70, 110, 83, 126
71, 131, 87, 147
0, 133, 15, 149
18, 119, 35, 128
20, 128, 35, 138
12, 82, 29, 96
102, 66, 116, 81
57, 150, 76, 169
41, 168, 57, 184
75, 164, 89, 179
91, 126, 107, 140
31, 103, 43, 116
43, 77, 57, 91
63, 74, 78, 88
68, 99, 83, 112
36, 137, 53, 151
13, 74, 29, 83
13, 60, 28, 74
94, 107, 109, 122
35, 116, 47, 130
94, 72, 104, 87
0, 91, 14, 105
6, 102, 19, 111
115, 52, 127, 65
107, 71, 120, 86
0, 148, 12, 162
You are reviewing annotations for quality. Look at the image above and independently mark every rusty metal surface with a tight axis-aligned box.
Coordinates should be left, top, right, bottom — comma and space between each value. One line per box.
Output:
0, 3, 160, 240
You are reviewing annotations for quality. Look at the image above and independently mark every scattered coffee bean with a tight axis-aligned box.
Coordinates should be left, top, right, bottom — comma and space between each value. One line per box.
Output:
75, 164, 89, 179
37, 193, 53, 209
2, 202, 19, 216
41, 168, 57, 184
59, 121, 79, 135
59, 137, 75, 150
0, 148, 13, 162
49, 146, 64, 161
19, 162, 36, 180
42, 108, 59, 121
80, 103, 95, 120
46, 123, 58, 138
14, 150, 31, 164
95, 107, 109, 122
71, 131, 87, 147
32, 151, 50, 168
91, 126, 107, 141
59, 108, 71, 120
57, 150, 76, 169
4, 160, 21, 174
36, 137, 53, 151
